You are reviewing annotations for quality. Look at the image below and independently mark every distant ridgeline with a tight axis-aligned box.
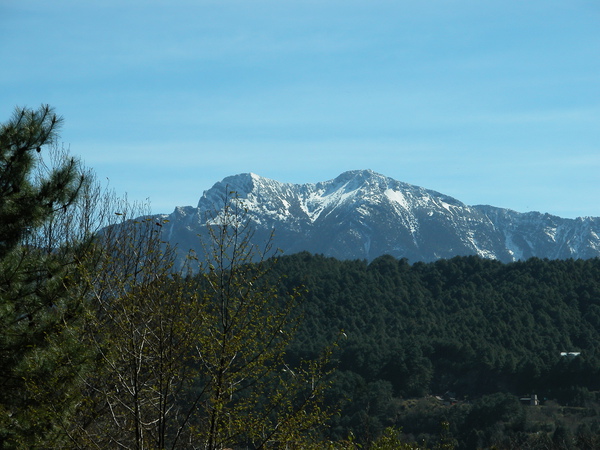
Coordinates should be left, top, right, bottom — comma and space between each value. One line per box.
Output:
260, 252, 600, 445
158, 170, 600, 267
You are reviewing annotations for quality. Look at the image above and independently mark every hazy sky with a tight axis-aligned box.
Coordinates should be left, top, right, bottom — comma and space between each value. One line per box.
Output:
1, 1, 599, 217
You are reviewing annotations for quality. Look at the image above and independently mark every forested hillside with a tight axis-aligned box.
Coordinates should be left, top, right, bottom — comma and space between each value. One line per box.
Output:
266, 253, 600, 448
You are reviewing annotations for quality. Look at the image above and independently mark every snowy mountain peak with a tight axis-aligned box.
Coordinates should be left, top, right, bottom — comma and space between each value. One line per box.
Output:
331, 168, 382, 185
163, 171, 600, 264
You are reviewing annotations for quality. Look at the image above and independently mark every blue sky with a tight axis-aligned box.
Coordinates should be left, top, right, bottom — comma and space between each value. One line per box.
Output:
1, 1, 599, 217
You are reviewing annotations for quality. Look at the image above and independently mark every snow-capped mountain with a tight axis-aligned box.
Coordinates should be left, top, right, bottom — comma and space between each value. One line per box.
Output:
159, 170, 600, 264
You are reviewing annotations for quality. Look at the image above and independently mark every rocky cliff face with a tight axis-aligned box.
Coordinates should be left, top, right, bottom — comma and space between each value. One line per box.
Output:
158, 170, 600, 264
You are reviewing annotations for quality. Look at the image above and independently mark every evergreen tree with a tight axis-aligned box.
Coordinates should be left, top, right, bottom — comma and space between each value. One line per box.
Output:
0, 105, 86, 447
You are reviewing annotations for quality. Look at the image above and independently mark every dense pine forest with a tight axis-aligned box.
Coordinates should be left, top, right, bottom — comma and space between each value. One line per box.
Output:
267, 252, 600, 448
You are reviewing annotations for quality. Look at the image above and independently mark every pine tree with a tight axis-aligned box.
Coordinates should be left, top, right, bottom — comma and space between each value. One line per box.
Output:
0, 105, 86, 447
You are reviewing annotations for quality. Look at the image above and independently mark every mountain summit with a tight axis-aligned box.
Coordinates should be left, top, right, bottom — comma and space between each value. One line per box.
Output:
161, 170, 600, 264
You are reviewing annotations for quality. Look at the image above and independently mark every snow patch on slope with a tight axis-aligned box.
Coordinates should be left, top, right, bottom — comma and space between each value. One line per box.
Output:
384, 189, 409, 210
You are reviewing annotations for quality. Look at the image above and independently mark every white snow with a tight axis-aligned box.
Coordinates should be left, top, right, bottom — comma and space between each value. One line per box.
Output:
384, 189, 409, 210
440, 201, 457, 213
504, 232, 523, 261
186, 171, 600, 263
544, 226, 557, 242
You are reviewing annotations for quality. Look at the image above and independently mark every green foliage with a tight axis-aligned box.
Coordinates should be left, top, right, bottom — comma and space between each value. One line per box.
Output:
72, 194, 334, 449
369, 427, 418, 449
184, 195, 335, 448
71, 211, 203, 448
0, 105, 87, 448
0, 108, 339, 449
265, 252, 600, 446
0, 105, 81, 257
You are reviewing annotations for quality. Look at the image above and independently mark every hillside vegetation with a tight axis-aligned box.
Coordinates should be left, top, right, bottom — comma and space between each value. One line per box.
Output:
266, 252, 600, 448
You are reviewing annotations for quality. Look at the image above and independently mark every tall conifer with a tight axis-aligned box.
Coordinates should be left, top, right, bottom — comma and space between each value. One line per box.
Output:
0, 105, 85, 447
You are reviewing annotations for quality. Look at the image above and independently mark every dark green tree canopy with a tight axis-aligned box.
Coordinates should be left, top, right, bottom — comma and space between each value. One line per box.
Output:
0, 104, 83, 258
0, 105, 86, 447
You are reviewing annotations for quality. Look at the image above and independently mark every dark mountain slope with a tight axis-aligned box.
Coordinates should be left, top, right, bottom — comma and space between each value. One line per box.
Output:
158, 170, 600, 264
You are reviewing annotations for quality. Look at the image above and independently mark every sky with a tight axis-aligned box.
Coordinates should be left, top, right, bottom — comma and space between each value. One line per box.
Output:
1, 1, 599, 218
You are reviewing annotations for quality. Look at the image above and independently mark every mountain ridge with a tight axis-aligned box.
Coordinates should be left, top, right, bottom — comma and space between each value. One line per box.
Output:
159, 170, 600, 264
